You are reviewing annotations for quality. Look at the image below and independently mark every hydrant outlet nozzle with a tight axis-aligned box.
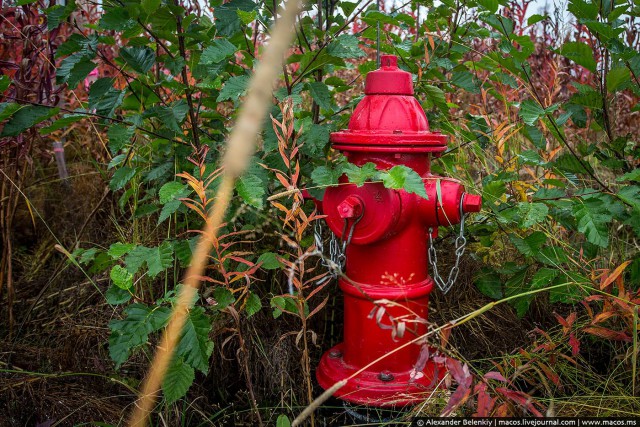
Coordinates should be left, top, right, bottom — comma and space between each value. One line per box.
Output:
462, 193, 482, 213
337, 195, 364, 219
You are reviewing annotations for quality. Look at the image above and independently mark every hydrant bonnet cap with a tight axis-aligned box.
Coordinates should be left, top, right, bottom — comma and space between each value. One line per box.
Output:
365, 55, 414, 95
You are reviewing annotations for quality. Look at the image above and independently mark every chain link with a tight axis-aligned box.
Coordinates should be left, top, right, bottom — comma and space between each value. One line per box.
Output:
427, 196, 468, 294
314, 212, 362, 277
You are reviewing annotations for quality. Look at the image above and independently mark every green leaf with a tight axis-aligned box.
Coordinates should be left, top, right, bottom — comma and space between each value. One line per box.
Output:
559, 42, 596, 73
327, 34, 365, 59
0, 75, 10, 92
0, 105, 58, 137
110, 265, 134, 290
46, 0, 75, 30
509, 231, 547, 256
109, 304, 171, 367
89, 78, 125, 118
276, 415, 291, 427
518, 100, 545, 126
617, 169, 640, 182
300, 124, 330, 156
573, 200, 612, 247
554, 153, 594, 175
200, 39, 237, 65
100, 7, 136, 31
451, 70, 480, 93
108, 243, 135, 259
141, 0, 161, 14
343, 162, 378, 186
120, 46, 156, 74
0, 103, 20, 122
107, 124, 134, 154
380, 165, 428, 200
146, 242, 174, 277
213, 287, 235, 309
477, 0, 499, 13
176, 306, 214, 374
110, 166, 136, 191
245, 292, 261, 318
217, 75, 250, 102
311, 165, 341, 187
475, 269, 503, 299
517, 202, 549, 227
307, 82, 333, 111
236, 174, 265, 209
257, 252, 281, 270
159, 182, 187, 204
527, 14, 547, 25
56, 52, 96, 88
607, 66, 630, 92
214, 0, 256, 37
617, 185, 640, 211
423, 84, 448, 113
163, 356, 195, 403
530, 268, 559, 290
105, 285, 132, 305
39, 114, 85, 135
162, 357, 196, 404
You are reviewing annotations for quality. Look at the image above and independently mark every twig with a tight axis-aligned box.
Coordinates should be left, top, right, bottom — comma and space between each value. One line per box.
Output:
126, 1, 304, 425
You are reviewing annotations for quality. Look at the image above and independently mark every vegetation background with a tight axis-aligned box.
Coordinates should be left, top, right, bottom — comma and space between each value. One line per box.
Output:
0, 0, 638, 425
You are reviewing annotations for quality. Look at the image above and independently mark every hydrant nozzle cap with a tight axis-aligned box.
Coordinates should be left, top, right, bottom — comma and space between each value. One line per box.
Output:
365, 55, 414, 96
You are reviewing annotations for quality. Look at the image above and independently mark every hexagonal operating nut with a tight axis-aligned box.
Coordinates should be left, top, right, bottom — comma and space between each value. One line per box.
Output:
337, 195, 364, 219
462, 193, 482, 213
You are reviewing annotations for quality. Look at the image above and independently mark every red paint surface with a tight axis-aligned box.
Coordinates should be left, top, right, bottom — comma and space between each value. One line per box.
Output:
316, 55, 481, 406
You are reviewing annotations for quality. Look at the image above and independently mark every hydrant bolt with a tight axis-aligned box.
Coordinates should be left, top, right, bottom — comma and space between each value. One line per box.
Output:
329, 349, 342, 359
463, 193, 482, 213
337, 195, 364, 219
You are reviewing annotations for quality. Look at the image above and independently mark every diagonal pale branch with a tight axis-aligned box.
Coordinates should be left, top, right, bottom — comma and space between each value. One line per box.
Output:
127, 1, 304, 426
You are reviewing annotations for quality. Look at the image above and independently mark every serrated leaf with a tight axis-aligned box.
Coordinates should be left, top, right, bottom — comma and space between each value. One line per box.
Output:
56, 52, 96, 88
100, 7, 136, 31
327, 34, 365, 59
311, 165, 341, 187
110, 265, 134, 290
530, 268, 559, 290
214, 0, 257, 37
0, 105, 58, 137
559, 42, 596, 73
39, 114, 85, 135
236, 174, 265, 209
213, 287, 236, 309
573, 200, 612, 247
423, 84, 448, 113
451, 70, 480, 93
617, 185, 640, 211
108, 243, 135, 259
146, 242, 174, 277
105, 284, 132, 305
46, 0, 75, 30
216, 75, 250, 102
109, 304, 171, 367
176, 306, 214, 373
200, 39, 237, 65
343, 162, 378, 186
120, 47, 155, 74
163, 356, 195, 403
107, 124, 135, 154
257, 252, 281, 270
300, 124, 330, 156
245, 292, 261, 317
380, 165, 428, 200
509, 231, 547, 256
110, 166, 136, 191
518, 99, 545, 125
475, 270, 502, 299
307, 82, 332, 111
141, 0, 161, 14
617, 169, 640, 182
517, 202, 549, 227
159, 181, 187, 204
89, 78, 125, 118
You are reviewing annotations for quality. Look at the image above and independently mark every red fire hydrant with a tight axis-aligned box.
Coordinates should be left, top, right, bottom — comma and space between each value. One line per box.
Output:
315, 55, 481, 406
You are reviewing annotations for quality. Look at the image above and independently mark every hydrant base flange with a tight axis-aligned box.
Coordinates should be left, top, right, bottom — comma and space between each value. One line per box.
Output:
316, 344, 446, 407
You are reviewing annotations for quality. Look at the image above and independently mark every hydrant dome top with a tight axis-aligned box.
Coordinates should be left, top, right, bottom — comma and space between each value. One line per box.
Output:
364, 55, 414, 95
330, 55, 447, 154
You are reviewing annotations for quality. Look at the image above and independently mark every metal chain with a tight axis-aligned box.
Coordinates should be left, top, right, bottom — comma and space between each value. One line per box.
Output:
313, 213, 362, 277
427, 196, 468, 294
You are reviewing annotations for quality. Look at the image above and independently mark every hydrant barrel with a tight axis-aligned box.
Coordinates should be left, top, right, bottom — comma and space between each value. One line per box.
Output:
316, 55, 481, 407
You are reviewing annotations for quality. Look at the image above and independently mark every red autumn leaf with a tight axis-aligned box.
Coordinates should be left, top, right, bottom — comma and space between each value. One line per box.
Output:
441, 380, 473, 416
474, 382, 494, 417
484, 371, 509, 383
583, 326, 632, 342
569, 333, 580, 356
496, 388, 543, 417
